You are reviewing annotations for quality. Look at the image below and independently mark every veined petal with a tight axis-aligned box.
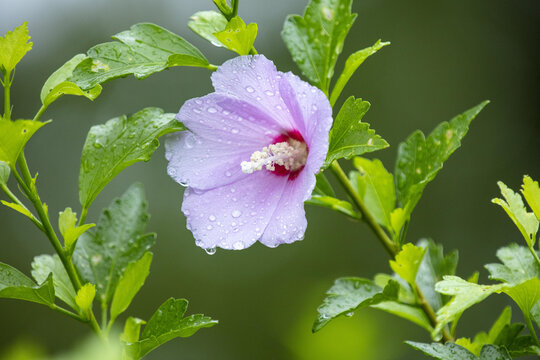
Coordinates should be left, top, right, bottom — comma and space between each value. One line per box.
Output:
260, 170, 315, 247
279, 72, 333, 172
181, 171, 288, 250
211, 55, 296, 131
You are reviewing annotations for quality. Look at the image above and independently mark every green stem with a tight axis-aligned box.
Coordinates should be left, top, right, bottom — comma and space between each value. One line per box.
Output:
0, 182, 44, 231
101, 302, 108, 330
525, 313, 540, 346
3, 69, 11, 120
78, 206, 89, 227
330, 160, 453, 342
50, 304, 84, 322
32, 104, 48, 122
249, 46, 258, 55
231, 0, 239, 18
527, 243, 540, 268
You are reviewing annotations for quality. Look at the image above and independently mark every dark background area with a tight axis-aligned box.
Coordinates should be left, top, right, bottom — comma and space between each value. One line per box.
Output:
0, 0, 539, 358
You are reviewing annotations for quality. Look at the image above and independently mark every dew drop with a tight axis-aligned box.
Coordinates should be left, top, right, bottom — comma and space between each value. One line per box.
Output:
233, 241, 244, 250
345, 312, 354, 317
207, 107, 217, 113
245, 86, 255, 93
225, 171, 232, 177
264, 90, 274, 96
231, 128, 239, 134
204, 247, 216, 255
232, 210, 242, 218
208, 215, 216, 222
206, 225, 213, 230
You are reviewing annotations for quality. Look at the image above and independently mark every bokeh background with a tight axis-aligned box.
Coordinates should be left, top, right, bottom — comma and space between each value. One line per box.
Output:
1, 0, 539, 359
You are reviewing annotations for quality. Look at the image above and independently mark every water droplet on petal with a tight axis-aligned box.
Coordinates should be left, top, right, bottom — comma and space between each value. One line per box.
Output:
245, 86, 255, 93
208, 215, 216, 221
231, 128, 239, 134
225, 171, 232, 177
233, 241, 244, 250
232, 210, 242, 218
264, 90, 274, 96
204, 247, 216, 255
207, 107, 217, 113
206, 225, 213, 230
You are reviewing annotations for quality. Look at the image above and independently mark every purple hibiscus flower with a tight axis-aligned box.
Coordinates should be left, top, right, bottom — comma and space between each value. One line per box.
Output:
165, 55, 332, 251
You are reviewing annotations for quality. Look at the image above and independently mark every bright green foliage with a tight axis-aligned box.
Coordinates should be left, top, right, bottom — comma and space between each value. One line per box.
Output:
40, 54, 102, 106
125, 298, 218, 358
70, 23, 210, 90
330, 39, 390, 105
74, 184, 155, 308
0, 119, 48, 168
532, 301, 540, 329
485, 244, 540, 285
306, 195, 359, 219
282, 0, 356, 91
434, 276, 506, 337
350, 157, 395, 231
455, 307, 512, 356
390, 243, 426, 286
522, 175, 540, 221
31, 254, 77, 310
188, 11, 228, 47
407, 342, 512, 360
416, 239, 459, 312
395, 101, 489, 217
59, 207, 95, 253
214, 17, 257, 55
121, 317, 146, 343
503, 278, 540, 317
78, 107, 183, 208
0, 161, 10, 184
0, 22, 32, 72
0, 262, 54, 306
493, 181, 539, 248
324, 97, 388, 168
371, 299, 433, 332
110, 252, 153, 323
313, 277, 399, 332
390, 208, 407, 241
313, 173, 335, 197
1, 200, 33, 219
75, 283, 96, 316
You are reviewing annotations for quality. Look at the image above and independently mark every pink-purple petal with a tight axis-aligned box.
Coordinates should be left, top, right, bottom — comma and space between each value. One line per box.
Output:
181, 171, 288, 250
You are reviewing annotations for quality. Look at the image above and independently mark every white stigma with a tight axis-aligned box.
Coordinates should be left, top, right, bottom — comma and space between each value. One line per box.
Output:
241, 139, 308, 174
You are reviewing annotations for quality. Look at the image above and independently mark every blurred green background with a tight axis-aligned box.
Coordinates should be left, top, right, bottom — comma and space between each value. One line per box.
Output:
1, 0, 539, 359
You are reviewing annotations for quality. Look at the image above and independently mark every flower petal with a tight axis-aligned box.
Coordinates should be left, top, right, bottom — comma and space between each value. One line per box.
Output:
181, 171, 288, 250
167, 94, 285, 190
279, 72, 333, 172
211, 55, 295, 131
259, 170, 316, 247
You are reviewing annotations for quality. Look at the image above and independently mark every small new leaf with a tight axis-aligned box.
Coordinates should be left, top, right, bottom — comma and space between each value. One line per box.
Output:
0, 119, 48, 168
282, 0, 356, 91
75, 283, 96, 316
313, 277, 399, 332
390, 243, 426, 286
522, 176, 540, 221
0, 262, 54, 306
188, 11, 228, 47
31, 254, 77, 310
70, 23, 210, 90
0, 22, 32, 72
58, 208, 94, 253
306, 195, 358, 219
214, 17, 257, 55
324, 97, 388, 168
78, 107, 183, 209
0, 161, 10, 185
492, 181, 539, 248
110, 252, 153, 322
121, 317, 146, 343
350, 157, 395, 231
395, 101, 489, 217
1, 200, 33, 220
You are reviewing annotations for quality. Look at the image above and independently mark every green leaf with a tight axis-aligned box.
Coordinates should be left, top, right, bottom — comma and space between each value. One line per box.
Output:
188, 11, 228, 47
78, 107, 183, 208
0, 22, 32, 72
324, 97, 388, 168
75, 283, 96, 315
372, 301, 433, 332
306, 195, 358, 219
532, 300, 540, 329
390, 208, 407, 239
1, 200, 33, 219
0, 119, 48, 168
313, 277, 399, 332
503, 278, 540, 317
313, 173, 335, 197
434, 276, 506, 337
330, 39, 390, 105
0, 262, 54, 306
478, 345, 512, 360
282, 0, 356, 91
58, 208, 95, 253
70, 23, 210, 90
485, 244, 540, 285
121, 317, 146, 343
214, 17, 257, 55
390, 243, 426, 286
406, 341, 477, 360
110, 252, 153, 322
522, 175, 540, 221
350, 157, 395, 231
0, 161, 10, 185
127, 298, 218, 358
492, 181, 539, 248
73, 183, 155, 308
42, 81, 102, 108
395, 101, 489, 217
416, 239, 459, 312
31, 254, 77, 310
